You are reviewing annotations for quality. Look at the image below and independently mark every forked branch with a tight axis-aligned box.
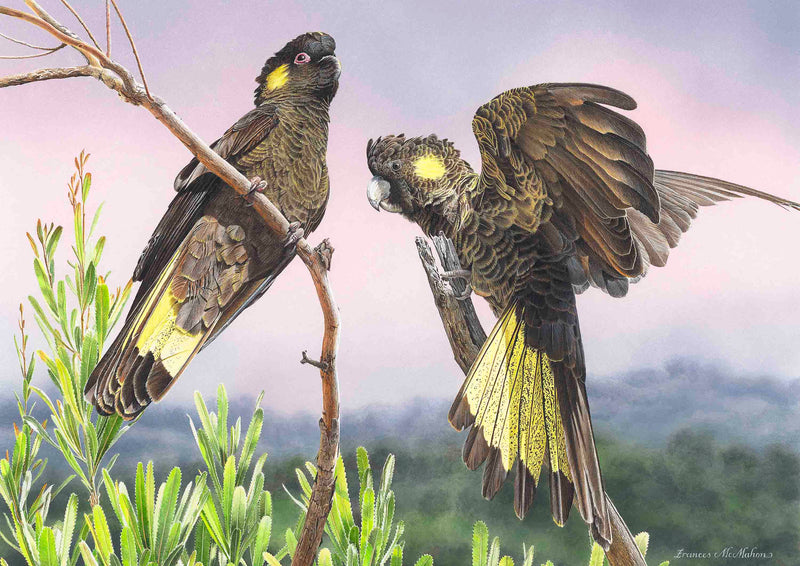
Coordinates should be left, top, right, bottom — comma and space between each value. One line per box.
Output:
415, 234, 646, 566
1, 3, 339, 564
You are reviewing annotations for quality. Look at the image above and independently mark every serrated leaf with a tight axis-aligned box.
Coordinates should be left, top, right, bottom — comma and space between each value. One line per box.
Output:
33, 258, 57, 314
153, 467, 182, 559
91, 505, 114, 564
60, 493, 79, 564
473, 522, 488, 566
46, 226, 63, 260
521, 545, 534, 566
88, 202, 105, 239
230, 485, 247, 533
589, 542, 605, 566
216, 385, 229, 455
251, 516, 272, 566
222, 456, 236, 529
78, 541, 100, 566
285, 528, 298, 558
194, 522, 212, 566
390, 546, 403, 566
318, 547, 334, 566
38, 526, 58, 566
360, 488, 375, 555
120, 527, 137, 566
82, 172, 92, 202
487, 537, 500, 566
414, 555, 433, 566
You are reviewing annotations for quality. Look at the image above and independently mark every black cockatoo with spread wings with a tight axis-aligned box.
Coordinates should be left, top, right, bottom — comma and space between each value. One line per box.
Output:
366, 83, 799, 545
85, 32, 340, 419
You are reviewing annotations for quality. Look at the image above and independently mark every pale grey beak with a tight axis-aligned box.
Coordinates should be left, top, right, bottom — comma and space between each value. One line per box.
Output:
367, 176, 402, 213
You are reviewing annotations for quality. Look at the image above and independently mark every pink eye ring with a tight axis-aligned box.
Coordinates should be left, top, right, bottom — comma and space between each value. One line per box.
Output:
294, 52, 311, 65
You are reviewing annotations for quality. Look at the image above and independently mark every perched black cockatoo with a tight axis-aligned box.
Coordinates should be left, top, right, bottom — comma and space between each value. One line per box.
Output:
85, 32, 340, 419
366, 83, 799, 545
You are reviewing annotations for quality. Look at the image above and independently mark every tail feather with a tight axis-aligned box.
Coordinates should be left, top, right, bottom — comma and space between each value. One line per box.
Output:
554, 357, 608, 542
654, 170, 800, 211
549, 469, 575, 526
449, 303, 610, 545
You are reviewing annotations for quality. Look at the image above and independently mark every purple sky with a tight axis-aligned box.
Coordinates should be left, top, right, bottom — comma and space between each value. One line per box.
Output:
1, 0, 798, 415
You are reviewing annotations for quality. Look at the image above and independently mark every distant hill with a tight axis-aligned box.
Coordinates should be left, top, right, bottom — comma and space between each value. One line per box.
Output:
1, 359, 797, 475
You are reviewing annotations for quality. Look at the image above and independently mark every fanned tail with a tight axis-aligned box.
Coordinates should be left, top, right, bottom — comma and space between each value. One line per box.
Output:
448, 303, 610, 546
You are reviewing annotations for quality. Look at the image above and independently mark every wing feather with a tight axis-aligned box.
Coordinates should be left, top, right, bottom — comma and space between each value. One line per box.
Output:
132, 106, 279, 312
470, 82, 799, 296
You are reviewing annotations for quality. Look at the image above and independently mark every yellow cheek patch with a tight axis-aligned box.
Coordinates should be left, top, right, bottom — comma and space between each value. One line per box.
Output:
414, 155, 446, 180
266, 64, 289, 91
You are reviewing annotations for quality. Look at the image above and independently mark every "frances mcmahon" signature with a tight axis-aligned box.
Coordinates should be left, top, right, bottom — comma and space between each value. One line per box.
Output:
674, 547, 773, 560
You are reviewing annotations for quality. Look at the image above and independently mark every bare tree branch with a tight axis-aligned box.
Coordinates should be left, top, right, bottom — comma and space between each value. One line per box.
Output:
415, 234, 647, 566
105, 0, 110, 55
1, 5, 103, 66
109, 0, 150, 99
59, 0, 101, 50
0, 30, 58, 49
0, 65, 97, 87
292, 239, 341, 566
1, 4, 340, 564
0, 42, 63, 58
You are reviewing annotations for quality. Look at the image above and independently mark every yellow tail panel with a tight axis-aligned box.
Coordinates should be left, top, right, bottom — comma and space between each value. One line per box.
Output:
124, 250, 203, 378
136, 290, 202, 376
463, 305, 571, 483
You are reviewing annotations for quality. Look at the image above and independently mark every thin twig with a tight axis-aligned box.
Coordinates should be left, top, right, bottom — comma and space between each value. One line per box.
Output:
301, 350, 329, 371
105, 0, 110, 55
1, 5, 104, 66
0, 31, 57, 49
0, 43, 64, 59
109, 0, 150, 99
59, 0, 100, 50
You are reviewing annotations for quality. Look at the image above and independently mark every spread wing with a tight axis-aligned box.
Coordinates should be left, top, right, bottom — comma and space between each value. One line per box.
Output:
469, 83, 800, 297
470, 83, 658, 287
132, 105, 279, 310
85, 215, 250, 418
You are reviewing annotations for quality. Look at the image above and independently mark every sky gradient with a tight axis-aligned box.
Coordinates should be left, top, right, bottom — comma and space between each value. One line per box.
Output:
1, 0, 798, 417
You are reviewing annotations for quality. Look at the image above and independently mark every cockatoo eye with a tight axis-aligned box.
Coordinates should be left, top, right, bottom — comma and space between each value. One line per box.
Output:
294, 52, 311, 65
391, 161, 402, 172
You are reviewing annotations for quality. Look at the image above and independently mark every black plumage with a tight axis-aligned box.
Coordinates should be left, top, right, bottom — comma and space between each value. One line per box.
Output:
85, 32, 340, 419
366, 82, 799, 546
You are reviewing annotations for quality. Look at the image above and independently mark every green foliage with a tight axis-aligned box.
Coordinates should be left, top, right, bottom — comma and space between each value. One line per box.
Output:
1, 153, 132, 565
191, 386, 273, 566
470, 521, 533, 566
289, 447, 428, 566
21, 152, 132, 504
90, 463, 208, 566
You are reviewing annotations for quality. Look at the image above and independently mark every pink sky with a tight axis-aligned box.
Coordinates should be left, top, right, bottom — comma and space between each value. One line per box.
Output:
1, 0, 798, 416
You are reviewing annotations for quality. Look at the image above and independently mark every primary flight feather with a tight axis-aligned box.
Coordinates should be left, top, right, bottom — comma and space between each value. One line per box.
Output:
365, 83, 799, 546
85, 32, 340, 419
